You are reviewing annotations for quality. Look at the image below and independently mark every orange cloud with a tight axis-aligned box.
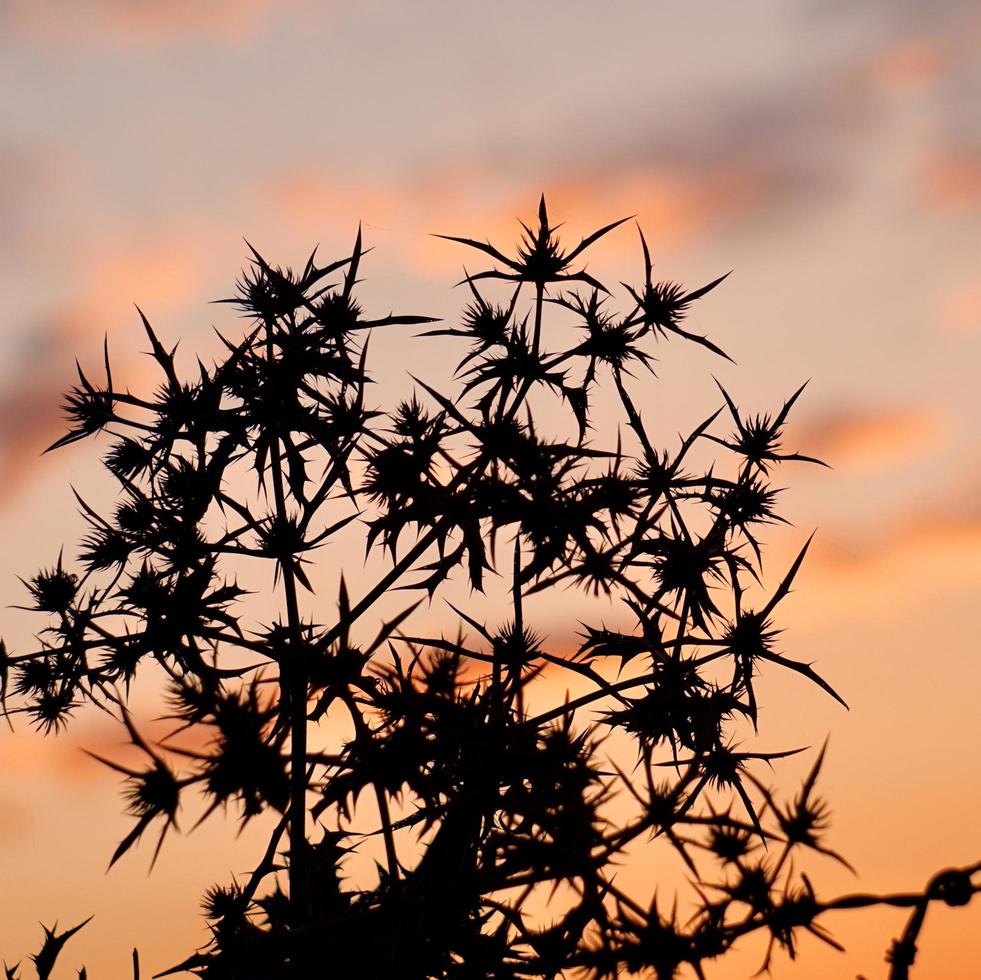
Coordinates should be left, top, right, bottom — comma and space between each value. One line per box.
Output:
1, 699, 201, 786
0, 796, 29, 840
937, 281, 981, 336
268, 162, 775, 279
797, 511, 981, 628
5, 0, 315, 48
792, 406, 942, 471
0, 310, 97, 506
547, 168, 765, 240
921, 152, 981, 209
0, 226, 219, 507
868, 37, 952, 91
83, 232, 211, 317
814, 512, 981, 570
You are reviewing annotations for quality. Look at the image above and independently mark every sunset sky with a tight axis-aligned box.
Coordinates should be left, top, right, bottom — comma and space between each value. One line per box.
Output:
1, 2, 979, 977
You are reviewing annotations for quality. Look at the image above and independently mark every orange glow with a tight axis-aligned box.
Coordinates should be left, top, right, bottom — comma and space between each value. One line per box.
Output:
938, 282, 981, 336
269, 162, 771, 278
922, 153, 981, 209
792, 406, 942, 471
870, 38, 951, 91
5, 0, 312, 47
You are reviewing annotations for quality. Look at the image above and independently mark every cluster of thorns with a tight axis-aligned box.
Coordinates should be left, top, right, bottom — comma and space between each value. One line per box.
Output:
2, 199, 977, 979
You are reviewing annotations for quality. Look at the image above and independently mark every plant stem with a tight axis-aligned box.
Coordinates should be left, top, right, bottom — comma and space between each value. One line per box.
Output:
265, 322, 309, 927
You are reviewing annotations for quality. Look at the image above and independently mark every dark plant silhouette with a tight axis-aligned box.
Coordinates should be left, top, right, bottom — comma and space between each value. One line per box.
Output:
2, 199, 978, 979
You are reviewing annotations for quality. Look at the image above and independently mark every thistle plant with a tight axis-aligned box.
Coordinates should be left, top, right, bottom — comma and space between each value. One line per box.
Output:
2, 199, 978, 979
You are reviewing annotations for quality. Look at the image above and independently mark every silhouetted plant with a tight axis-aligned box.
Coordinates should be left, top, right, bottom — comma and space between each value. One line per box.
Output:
2, 199, 978, 979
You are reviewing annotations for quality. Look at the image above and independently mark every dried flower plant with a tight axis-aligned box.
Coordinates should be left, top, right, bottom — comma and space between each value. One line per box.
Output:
2, 199, 977, 979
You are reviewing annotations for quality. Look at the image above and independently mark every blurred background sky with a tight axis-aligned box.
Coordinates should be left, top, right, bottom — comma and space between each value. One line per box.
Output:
0, 1, 979, 977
